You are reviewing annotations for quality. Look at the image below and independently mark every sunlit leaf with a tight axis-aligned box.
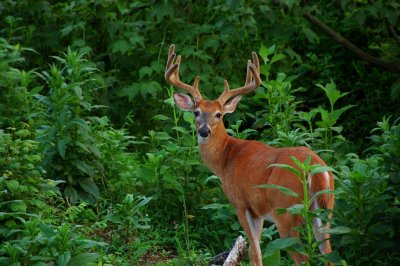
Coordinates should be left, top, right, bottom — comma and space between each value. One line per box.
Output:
257, 183, 299, 198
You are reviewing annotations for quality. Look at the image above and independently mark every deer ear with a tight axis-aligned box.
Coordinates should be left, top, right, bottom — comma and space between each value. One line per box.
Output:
173, 93, 195, 111
223, 96, 242, 114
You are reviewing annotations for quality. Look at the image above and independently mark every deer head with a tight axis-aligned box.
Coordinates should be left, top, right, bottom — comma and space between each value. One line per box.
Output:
165, 44, 261, 144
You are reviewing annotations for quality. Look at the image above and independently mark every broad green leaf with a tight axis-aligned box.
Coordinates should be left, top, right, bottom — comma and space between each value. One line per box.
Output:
309, 189, 335, 204
118, 83, 140, 101
323, 226, 352, 234
286, 204, 305, 215
153, 114, 170, 121
204, 175, 219, 184
259, 44, 272, 63
264, 249, 281, 266
309, 165, 334, 176
64, 185, 79, 203
304, 155, 312, 167
132, 196, 152, 211
173, 126, 189, 135
139, 66, 153, 79
140, 81, 161, 99
269, 163, 301, 177
78, 178, 100, 198
201, 203, 226, 210
183, 112, 194, 123
6, 180, 19, 193
110, 39, 130, 55
270, 53, 286, 64
227, 0, 240, 12
40, 222, 55, 237
72, 86, 82, 99
57, 252, 71, 266
67, 253, 98, 266
79, 239, 108, 249
264, 237, 300, 257
57, 139, 68, 159
302, 27, 319, 44
87, 144, 101, 158
74, 161, 94, 177
10, 201, 27, 212
257, 183, 299, 198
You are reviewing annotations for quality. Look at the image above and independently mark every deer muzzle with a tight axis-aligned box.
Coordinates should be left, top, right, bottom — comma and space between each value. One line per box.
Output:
197, 125, 211, 143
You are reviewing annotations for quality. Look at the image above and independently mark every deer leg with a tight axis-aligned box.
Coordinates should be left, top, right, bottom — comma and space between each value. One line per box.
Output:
237, 209, 264, 266
275, 213, 307, 266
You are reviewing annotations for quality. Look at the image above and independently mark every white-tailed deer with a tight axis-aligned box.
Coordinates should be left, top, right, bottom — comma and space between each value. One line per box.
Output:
165, 44, 334, 266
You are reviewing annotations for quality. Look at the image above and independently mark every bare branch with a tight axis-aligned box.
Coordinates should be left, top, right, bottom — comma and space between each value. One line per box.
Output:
223, 236, 246, 266
304, 12, 400, 75
388, 23, 400, 47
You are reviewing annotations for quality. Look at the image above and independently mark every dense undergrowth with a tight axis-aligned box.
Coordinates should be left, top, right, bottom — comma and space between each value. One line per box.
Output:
1, 1, 399, 265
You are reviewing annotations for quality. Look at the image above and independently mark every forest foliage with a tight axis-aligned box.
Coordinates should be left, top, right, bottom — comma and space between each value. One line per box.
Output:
0, 0, 399, 265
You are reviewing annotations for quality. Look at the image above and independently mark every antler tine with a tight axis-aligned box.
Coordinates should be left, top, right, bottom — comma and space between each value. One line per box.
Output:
218, 52, 261, 105
165, 44, 202, 101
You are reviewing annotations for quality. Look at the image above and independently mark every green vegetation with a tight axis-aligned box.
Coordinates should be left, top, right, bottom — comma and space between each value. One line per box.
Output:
1, 1, 399, 265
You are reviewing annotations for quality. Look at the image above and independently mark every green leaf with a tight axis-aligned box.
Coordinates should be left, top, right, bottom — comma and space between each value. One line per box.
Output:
87, 144, 101, 158
183, 112, 194, 123
78, 178, 100, 198
302, 27, 319, 44
67, 253, 98, 266
57, 252, 71, 266
40, 222, 55, 237
10, 201, 27, 212
127, 32, 144, 48
259, 44, 272, 63
309, 165, 333, 176
140, 81, 161, 99
227, 0, 240, 12
257, 183, 299, 198
286, 204, 304, 215
269, 163, 301, 177
118, 83, 140, 101
74, 161, 94, 177
270, 53, 286, 64
316, 81, 349, 108
309, 189, 335, 204
323, 226, 352, 235
57, 139, 68, 159
131, 195, 152, 211
153, 114, 170, 121
173, 126, 189, 135
6, 180, 19, 193
73, 86, 82, 99
264, 249, 281, 265
264, 237, 300, 257
110, 39, 130, 55
139, 66, 153, 80
64, 185, 79, 203
201, 203, 226, 210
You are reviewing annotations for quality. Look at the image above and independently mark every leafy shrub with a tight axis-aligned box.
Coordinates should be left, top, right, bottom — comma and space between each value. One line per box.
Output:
0, 128, 105, 265
36, 48, 105, 203
333, 118, 400, 265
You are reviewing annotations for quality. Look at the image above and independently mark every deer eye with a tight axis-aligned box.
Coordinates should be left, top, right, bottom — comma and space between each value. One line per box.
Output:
193, 110, 200, 117
215, 112, 222, 119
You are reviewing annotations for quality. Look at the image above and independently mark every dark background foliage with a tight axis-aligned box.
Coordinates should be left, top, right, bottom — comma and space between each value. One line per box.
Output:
0, 0, 399, 265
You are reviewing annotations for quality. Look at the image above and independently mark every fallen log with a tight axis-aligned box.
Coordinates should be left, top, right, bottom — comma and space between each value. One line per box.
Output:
210, 236, 247, 265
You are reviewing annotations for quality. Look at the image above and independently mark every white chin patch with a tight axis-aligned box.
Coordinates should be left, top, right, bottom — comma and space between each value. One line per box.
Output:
197, 135, 209, 144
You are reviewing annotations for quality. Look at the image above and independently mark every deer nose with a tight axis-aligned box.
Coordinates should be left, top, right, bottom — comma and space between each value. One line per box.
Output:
198, 126, 211, 138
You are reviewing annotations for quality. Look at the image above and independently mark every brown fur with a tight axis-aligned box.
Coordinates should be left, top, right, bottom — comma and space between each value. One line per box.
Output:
194, 99, 334, 265
166, 43, 334, 265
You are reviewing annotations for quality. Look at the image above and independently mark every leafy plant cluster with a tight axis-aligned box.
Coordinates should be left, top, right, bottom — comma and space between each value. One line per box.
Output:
0, 0, 399, 265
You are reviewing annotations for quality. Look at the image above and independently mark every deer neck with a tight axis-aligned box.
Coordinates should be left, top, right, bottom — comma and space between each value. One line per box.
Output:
198, 122, 233, 178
